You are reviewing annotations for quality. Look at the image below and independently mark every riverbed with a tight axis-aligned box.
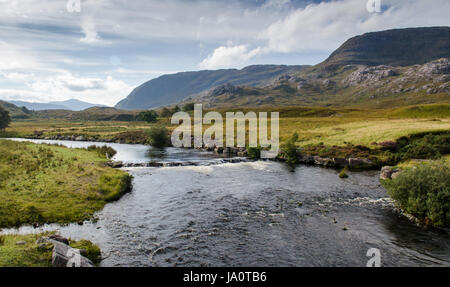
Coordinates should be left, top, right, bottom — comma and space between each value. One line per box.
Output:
1, 138, 449, 267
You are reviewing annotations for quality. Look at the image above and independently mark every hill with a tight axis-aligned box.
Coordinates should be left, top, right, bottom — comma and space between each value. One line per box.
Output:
318, 27, 450, 71
0, 100, 32, 119
9, 99, 106, 111
115, 65, 308, 110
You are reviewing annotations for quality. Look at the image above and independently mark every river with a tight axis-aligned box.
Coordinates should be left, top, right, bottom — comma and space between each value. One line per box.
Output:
1, 138, 449, 267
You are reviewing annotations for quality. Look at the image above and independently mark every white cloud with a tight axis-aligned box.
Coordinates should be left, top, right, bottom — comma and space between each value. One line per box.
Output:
0, 73, 132, 106
199, 45, 263, 69
260, 0, 450, 53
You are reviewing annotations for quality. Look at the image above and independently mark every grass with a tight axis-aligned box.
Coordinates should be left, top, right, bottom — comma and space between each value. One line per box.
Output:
1, 104, 449, 164
0, 233, 101, 267
0, 140, 132, 228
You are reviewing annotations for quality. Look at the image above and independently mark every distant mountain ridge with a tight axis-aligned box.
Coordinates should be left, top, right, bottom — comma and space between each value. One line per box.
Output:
8, 99, 107, 111
115, 65, 308, 110
116, 27, 450, 110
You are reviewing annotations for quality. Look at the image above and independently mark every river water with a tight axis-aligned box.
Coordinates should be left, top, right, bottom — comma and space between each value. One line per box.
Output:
2, 138, 449, 267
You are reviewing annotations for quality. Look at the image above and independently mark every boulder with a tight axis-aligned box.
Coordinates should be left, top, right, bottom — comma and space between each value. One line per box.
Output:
380, 166, 400, 180
348, 158, 373, 169
333, 158, 349, 168
51, 241, 94, 267
48, 234, 69, 245
313, 156, 334, 167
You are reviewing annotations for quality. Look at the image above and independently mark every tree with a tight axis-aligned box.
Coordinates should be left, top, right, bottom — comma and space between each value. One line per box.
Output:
171, 105, 180, 114
182, 102, 195, 111
0, 105, 11, 131
136, 110, 158, 123
160, 107, 172, 118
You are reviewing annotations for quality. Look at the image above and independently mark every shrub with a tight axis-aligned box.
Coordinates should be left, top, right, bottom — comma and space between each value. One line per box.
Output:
382, 161, 450, 227
339, 168, 349, 178
247, 146, 262, 159
281, 132, 300, 165
136, 110, 158, 123
159, 107, 172, 118
182, 103, 195, 111
396, 132, 450, 161
147, 126, 170, 147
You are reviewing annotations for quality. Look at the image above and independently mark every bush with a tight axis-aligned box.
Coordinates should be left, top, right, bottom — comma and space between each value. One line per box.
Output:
247, 146, 262, 159
339, 168, 349, 178
396, 132, 450, 161
382, 161, 450, 227
281, 133, 300, 165
147, 126, 170, 147
182, 103, 195, 111
136, 110, 158, 123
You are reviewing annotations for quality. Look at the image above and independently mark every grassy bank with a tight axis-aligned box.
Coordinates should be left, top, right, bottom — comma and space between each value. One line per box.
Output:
0, 140, 132, 228
0, 233, 101, 267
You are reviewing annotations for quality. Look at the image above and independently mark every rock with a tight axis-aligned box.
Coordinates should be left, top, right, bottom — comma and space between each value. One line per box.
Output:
48, 234, 69, 245
108, 161, 123, 168
214, 147, 224, 154
380, 166, 400, 180
51, 241, 94, 267
348, 158, 373, 169
333, 158, 349, 168
313, 156, 334, 167
344, 65, 397, 86
75, 136, 85, 141
210, 83, 242, 97
298, 155, 314, 164
15, 241, 26, 245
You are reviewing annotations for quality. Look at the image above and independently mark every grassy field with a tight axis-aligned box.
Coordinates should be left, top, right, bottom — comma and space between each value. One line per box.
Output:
1, 103, 449, 156
0, 140, 132, 228
0, 233, 101, 267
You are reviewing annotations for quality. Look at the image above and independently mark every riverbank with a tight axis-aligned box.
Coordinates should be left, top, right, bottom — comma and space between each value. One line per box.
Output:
0, 233, 101, 267
0, 140, 132, 228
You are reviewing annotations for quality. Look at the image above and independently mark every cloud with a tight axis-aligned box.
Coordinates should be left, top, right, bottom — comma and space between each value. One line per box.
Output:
0, 73, 132, 106
260, 0, 450, 53
199, 45, 263, 69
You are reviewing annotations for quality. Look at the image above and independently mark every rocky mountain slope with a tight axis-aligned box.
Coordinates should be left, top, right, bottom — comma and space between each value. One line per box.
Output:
191, 58, 449, 108
115, 65, 308, 110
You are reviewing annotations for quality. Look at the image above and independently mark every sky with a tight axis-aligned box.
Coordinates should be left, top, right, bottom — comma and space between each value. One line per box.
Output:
0, 0, 449, 106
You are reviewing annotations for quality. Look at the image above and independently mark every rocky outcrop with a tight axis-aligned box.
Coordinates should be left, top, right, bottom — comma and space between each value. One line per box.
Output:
380, 166, 401, 180
38, 236, 94, 267
210, 84, 242, 97
343, 65, 397, 87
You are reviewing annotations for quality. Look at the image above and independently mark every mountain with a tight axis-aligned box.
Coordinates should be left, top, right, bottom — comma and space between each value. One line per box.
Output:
8, 99, 106, 111
116, 27, 450, 110
115, 65, 308, 110
318, 27, 450, 71
191, 58, 449, 109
